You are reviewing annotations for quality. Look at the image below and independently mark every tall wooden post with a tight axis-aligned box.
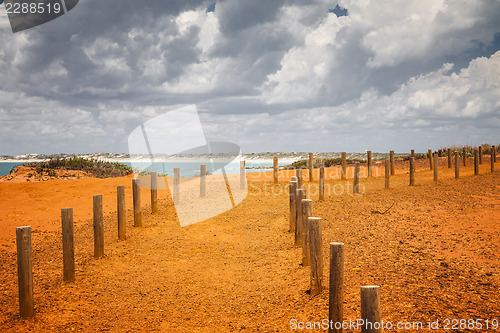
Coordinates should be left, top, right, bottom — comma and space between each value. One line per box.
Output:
328, 243, 344, 333
463, 147, 467, 167
93, 195, 104, 258
132, 178, 142, 227
309, 153, 314, 182
173, 168, 180, 204
433, 153, 438, 181
61, 208, 75, 282
447, 148, 452, 168
341, 152, 347, 180
361, 286, 381, 333
474, 148, 479, 175
492, 147, 495, 172
151, 172, 158, 213
479, 146, 483, 164
301, 199, 312, 267
240, 161, 246, 189
428, 149, 433, 170
410, 149, 415, 159
367, 151, 372, 177
455, 152, 459, 179
273, 157, 279, 184
200, 165, 206, 197
309, 217, 323, 296
289, 180, 298, 233
16, 226, 34, 318
296, 168, 303, 189
389, 150, 395, 176
295, 188, 306, 246
117, 185, 126, 240
353, 163, 360, 194
409, 157, 415, 186
319, 166, 325, 200
384, 160, 390, 189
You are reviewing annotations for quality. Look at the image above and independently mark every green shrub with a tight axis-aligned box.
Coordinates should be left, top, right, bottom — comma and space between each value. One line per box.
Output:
25, 157, 132, 178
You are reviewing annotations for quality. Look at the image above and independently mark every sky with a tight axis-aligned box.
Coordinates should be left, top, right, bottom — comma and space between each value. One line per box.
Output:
0, 0, 499, 155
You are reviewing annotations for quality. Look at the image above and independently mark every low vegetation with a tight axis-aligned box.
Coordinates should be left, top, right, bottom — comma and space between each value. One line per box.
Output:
24, 157, 132, 178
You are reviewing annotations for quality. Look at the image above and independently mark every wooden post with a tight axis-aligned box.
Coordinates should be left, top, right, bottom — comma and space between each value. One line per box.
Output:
117, 185, 126, 240
151, 172, 158, 213
389, 150, 395, 176
384, 160, 390, 189
93, 195, 104, 258
289, 181, 297, 233
479, 146, 483, 164
309, 217, 323, 296
492, 147, 495, 172
428, 149, 433, 170
433, 153, 438, 181
301, 199, 312, 267
409, 157, 415, 186
474, 148, 479, 175
361, 286, 381, 333
447, 148, 452, 168
328, 243, 344, 333
132, 178, 142, 227
353, 163, 360, 194
341, 152, 347, 180
173, 168, 180, 203
410, 149, 415, 159
367, 151, 372, 177
200, 165, 206, 197
61, 208, 75, 282
273, 156, 278, 184
463, 147, 467, 167
455, 152, 459, 179
240, 161, 246, 189
319, 166, 325, 200
296, 168, 303, 189
16, 226, 34, 318
309, 153, 314, 182
295, 188, 306, 246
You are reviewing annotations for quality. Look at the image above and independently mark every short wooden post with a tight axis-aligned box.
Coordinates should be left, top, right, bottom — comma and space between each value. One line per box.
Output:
463, 147, 467, 167
447, 148, 452, 168
200, 165, 206, 197
295, 188, 306, 246
367, 151, 372, 177
240, 161, 246, 189
319, 166, 325, 200
410, 149, 415, 159
61, 208, 75, 282
16, 226, 34, 318
409, 157, 415, 186
117, 185, 126, 240
309, 217, 323, 296
428, 149, 433, 170
433, 153, 438, 181
353, 163, 360, 194
93, 195, 104, 258
301, 199, 312, 266
361, 286, 381, 333
384, 160, 389, 189
389, 150, 395, 175
474, 148, 479, 175
132, 179, 142, 227
455, 152, 459, 179
479, 146, 483, 164
328, 243, 344, 333
493, 145, 497, 163
273, 157, 279, 184
341, 152, 347, 180
289, 181, 298, 233
492, 147, 495, 172
173, 168, 180, 203
309, 153, 314, 182
151, 172, 158, 213
296, 168, 303, 189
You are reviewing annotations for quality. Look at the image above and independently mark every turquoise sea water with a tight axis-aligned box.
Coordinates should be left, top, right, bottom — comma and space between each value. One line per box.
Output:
0, 162, 23, 177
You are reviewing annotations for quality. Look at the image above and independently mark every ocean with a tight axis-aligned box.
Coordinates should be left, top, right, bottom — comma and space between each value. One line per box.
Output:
0, 162, 24, 177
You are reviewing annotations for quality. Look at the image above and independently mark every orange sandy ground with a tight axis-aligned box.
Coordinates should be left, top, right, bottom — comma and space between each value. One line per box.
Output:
0, 157, 499, 332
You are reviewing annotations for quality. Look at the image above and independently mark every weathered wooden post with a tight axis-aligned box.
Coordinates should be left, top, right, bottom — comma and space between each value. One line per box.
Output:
308, 153, 314, 182
117, 185, 126, 240
309, 217, 323, 296
409, 157, 415, 186
273, 156, 279, 184
341, 152, 347, 180
384, 160, 390, 189
361, 286, 381, 333
132, 179, 142, 227
433, 153, 438, 181
61, 208, 75, 282
447, 148, 452, 168
151, 172, 158, 213
301, 199, 312, 266
16, 226, 34, 318
289, 180, 298, 233
389, 150, 395, 176
319, 166, 325, 200
240, 161, 246, 190
492, 147, 495, 172
296, 168, 303, 189
367, 151, 372, 177
295, 188, 306, 246
479, 146, 483, 164
410, 149, 415, 159
455, 152, 459, 179
200, 165, 206, 198
474, 148, 479, 175
173, 168, 180, 204
353, 163, 360, 194
463, 147, 467, 167
328, 243, 344, 333
428, 149, 433, 170
93, 195, 104, 258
